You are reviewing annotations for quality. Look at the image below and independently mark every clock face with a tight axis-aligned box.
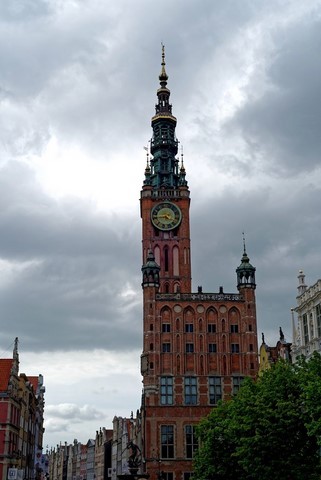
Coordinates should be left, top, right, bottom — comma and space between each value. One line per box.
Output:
151, 202, 182, 231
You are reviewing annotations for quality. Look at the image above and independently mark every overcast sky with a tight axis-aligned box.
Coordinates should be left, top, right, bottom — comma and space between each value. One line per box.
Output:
1, 0, 321, 448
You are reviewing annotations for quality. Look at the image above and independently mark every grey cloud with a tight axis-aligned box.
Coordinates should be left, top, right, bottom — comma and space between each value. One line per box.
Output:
46, 403, 104, 421
0, 0, 52, 23
0, 162, 142, 352
191, 182, 321, 339
225, 13, 321, 176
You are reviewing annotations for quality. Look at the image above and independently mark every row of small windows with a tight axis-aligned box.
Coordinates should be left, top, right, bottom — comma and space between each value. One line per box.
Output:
158, 474, 192, 480
160, 376, 244, 406
159, 342, 254, 353
161, 323, 243, 333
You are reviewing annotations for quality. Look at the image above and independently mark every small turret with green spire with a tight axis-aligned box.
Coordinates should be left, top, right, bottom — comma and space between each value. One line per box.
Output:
236, 234, 256, 289
143, 147, 151, 186
142, 250, 160, 289
178, 146, 188, 187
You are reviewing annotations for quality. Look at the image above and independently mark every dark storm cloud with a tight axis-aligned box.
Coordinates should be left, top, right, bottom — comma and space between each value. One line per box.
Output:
225, 13, 321, 176
191, 176, 321, 342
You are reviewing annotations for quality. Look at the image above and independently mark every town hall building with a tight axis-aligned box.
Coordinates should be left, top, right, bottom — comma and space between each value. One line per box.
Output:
138, 47, 259, 480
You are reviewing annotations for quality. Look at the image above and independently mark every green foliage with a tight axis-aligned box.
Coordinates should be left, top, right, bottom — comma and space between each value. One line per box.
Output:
193, 355, 321, 480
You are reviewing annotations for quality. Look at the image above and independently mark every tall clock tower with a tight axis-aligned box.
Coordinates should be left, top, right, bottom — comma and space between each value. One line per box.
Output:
140, 47, 259, 480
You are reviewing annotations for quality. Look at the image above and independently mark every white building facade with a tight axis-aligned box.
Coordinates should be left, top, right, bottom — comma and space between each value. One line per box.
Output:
292, 270, 321, 362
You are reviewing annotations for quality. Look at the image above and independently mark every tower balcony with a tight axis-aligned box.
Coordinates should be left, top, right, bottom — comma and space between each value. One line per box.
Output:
151, 138, 178, 151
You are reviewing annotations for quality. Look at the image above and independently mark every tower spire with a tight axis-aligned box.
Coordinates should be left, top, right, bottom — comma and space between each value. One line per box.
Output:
179, 145, 188, 186
148, 45, 182, 190
11, 337, 19, 376
159, 43, 168, 87
242, 231, 246, 254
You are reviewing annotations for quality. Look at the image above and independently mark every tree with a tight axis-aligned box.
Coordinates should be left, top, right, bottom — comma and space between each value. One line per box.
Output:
297, 352, 321, 442
194, 357, 321, 480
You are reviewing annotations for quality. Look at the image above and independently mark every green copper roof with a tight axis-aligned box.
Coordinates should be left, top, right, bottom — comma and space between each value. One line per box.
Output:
236, 250, 256, 272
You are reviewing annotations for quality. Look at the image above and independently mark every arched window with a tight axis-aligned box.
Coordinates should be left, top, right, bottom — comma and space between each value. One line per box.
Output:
173, 246, 179, 276
174, 282, 180, 293
154, 245, 160, 265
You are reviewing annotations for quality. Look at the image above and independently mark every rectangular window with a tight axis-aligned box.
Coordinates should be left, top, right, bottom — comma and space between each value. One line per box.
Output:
184, 377, 197, 405
209, 376, 222, 405
164, 248, 169, 272
162, 474, 173, 480
161, 425, 174, 459
233, 376, 244, 395
303, 314, 309, 345
162, 343, 171, 353
162, 323, 171, 333
316, 304, 321, 337
208, 324, 216, 333
231, 343, 240, 353
231, 324, 239, 333
185, 324, 194, 333
209, 343, 217, 353
310, 313, 314, 338
185, 425, 198, 459
186, 343, 194, 353
183, 474, 192, 480
160, 377, 173, 405
249, 343, 254, 351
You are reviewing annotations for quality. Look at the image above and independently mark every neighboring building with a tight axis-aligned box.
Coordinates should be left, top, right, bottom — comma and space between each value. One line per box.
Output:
94, 428, 112, 480
111, 413, 142, 480
139, 47, 259, 480
29, 375, 46, 480
48, 443, 66, 480
80, 444, 87, 480
0, 338, 45, 480
292, 270, 321, 362
259, 328, 292, 374
66, 443, 73, 480
86, 439, 95, 480
72, 439, 81, 480
48, 431, 113, 480
112, 417, 130, 479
